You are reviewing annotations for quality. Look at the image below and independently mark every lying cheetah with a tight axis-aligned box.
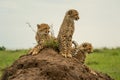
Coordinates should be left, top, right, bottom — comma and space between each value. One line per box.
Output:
28, 23, 51, 55
35, 23, 50, 44
57, 9, 80, 58
72, 42, 93, 63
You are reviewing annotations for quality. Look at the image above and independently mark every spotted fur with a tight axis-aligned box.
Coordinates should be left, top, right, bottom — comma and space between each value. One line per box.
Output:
28, 23, 51, 55
57, 9, 79, 58
72, 42, 93, 63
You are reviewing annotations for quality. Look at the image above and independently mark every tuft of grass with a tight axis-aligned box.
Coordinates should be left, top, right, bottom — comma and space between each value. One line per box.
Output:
44, 38, 59, 51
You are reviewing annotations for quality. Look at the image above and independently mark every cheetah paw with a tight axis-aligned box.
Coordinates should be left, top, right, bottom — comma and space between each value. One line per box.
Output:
62, 53, 67, 58
67, 53, 72, 58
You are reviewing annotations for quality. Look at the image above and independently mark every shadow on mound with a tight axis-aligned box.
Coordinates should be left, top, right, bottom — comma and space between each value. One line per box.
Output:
1, 48, 114, 80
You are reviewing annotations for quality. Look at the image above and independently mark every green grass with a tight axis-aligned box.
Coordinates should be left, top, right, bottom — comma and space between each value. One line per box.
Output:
0, 49, 27, 76
85, 48, 120, 80
0, 48, 120, 80
44, 38, 59, 51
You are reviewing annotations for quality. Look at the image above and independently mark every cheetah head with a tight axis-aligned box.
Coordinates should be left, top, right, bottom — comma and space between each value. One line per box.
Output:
67, 9, 80, 20
37, 23, 50, 34
79, 42, 93, 54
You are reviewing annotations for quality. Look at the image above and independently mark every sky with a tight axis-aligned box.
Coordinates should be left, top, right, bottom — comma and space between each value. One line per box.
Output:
0, 0, 120, 49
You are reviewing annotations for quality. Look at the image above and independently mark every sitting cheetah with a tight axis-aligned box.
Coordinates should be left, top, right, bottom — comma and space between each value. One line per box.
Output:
57, 9, 80, 58
72, 42, 93, 63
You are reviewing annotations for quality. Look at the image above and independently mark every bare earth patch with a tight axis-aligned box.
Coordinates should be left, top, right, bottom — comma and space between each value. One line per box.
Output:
1, 48, 114, 80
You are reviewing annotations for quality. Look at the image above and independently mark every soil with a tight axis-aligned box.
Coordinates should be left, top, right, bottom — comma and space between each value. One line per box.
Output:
1, 48, 114, 80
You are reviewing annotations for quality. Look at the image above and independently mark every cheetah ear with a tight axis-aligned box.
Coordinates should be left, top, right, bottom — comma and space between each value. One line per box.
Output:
37, 24, 40, 28
68, 10, 73, 15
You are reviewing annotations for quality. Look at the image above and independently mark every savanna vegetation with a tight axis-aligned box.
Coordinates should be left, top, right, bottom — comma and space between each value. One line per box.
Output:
86, 47, 120, 80
0, 47, 120, 80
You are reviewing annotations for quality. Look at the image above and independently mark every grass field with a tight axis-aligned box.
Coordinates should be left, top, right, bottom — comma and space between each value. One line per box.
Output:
0, 48, 120, 80
86, 48, 120, 80
0, 49, 28, 77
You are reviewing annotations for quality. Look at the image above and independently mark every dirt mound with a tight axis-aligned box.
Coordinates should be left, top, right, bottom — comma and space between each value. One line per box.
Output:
1, 48, 113, 80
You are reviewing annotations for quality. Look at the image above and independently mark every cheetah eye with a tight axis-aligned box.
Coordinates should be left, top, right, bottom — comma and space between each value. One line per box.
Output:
74, 13, 78, 16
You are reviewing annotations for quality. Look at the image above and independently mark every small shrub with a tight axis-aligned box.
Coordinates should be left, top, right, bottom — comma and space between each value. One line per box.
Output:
44, 38, 59, 51
0, 46, 6, 51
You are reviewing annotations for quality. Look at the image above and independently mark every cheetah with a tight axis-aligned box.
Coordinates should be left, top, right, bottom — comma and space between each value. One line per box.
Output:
35, 23, 50, 44
57, 9, 79, 58
28, 23, 51, 55
72, 42, 93, 63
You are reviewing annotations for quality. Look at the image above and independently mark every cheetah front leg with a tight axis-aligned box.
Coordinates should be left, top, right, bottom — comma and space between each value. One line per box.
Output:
62, 41, 72, 58
59, 43, 68, 58
28, 44, 43, 55
66, 40, 72, 58
59, 36, 72, 58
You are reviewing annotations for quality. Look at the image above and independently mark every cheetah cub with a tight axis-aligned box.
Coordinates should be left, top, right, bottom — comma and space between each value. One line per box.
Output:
72, 42, 93, 64
57, 9, 80, 58
35, 23, 50, 44
28, 23, 51, 55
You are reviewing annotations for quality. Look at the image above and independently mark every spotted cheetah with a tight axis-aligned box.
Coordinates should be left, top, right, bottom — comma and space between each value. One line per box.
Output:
57, 9, 80, 58
28, 23, 51, 55
72, 42, 93, 63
